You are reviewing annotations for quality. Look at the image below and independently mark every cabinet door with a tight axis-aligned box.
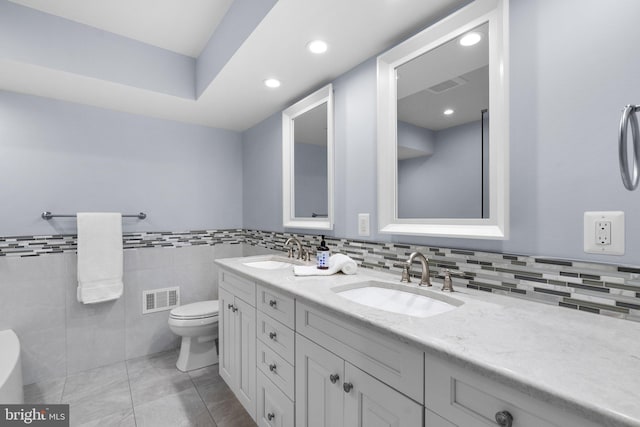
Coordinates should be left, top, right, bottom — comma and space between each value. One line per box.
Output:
295, 334, 344, 427
235, 297, 257, 420
344, 363, 422, 427
218, 287, 235, 386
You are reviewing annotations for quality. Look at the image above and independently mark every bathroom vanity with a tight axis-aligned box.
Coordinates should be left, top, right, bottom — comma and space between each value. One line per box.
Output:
216, 254, 640, 427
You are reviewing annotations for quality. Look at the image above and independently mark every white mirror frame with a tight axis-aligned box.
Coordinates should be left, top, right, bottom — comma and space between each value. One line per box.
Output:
282, 84, 334, 230
377, 0, 509, 239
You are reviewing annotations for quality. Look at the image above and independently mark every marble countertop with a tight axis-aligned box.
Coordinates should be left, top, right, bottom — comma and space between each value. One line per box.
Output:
216, 254, 640, 427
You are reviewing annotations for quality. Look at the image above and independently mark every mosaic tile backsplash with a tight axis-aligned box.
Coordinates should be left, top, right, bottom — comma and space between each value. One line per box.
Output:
2, 228, 639, 322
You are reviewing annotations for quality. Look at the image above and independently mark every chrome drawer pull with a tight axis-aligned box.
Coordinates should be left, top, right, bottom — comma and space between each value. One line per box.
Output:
269, 299, 277, 308
269, 363, 277, 372
495, 410, 513, 427
329, 374, 340, 384
343, 382, 353, 393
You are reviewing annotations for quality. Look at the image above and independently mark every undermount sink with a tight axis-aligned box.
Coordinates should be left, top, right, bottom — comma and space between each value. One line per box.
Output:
243, 255, 305, 270
334, 281, 461, 318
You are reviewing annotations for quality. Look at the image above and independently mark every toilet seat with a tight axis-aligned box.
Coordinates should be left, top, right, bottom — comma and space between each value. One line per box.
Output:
170, 300, 219, 320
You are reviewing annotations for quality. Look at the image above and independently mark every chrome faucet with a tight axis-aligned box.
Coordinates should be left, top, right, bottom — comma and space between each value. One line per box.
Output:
400, 251, 431, 286
441, 269, 454, 292
284, 237, 303, 259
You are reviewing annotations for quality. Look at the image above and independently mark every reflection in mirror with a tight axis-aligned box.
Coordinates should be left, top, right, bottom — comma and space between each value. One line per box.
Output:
294, 102, 328, 218
397, 23, 489, 219
376, 0, 508, 239
282, 84, 334, 230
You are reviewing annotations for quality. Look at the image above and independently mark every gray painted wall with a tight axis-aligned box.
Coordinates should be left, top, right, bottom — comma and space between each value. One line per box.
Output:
294, 143, 328, 218
242, 113, 283, 231
397, 120, 435, 154
0, 91, 243, 236
398, 120, 482, 218
242, 0, 640, 265
0, 0, 195, 99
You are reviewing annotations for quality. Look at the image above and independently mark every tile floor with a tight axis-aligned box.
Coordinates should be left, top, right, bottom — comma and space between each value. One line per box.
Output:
23, 350, 257, 427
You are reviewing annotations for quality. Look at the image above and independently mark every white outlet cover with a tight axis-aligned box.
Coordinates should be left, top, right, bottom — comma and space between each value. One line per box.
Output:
584, 211, 624, 255
358, 213, 370, 236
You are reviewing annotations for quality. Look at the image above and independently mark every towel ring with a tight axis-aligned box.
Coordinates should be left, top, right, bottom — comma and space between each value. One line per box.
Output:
618, 104, 640, 191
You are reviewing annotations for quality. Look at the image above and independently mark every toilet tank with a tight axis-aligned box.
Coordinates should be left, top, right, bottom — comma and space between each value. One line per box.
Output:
0, 329, 24, 404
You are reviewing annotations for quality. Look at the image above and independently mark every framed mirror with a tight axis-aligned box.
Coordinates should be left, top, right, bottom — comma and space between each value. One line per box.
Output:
282, 84, 334, 230
377, 0, 508, 239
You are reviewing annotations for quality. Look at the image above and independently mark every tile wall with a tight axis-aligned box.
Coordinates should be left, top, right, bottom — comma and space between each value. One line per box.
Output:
2, 228, 639, 384
0, 230, 271, 385
244, 230, 640, 322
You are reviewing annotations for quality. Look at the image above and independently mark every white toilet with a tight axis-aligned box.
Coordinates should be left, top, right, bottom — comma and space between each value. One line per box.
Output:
168, 300, 219, 372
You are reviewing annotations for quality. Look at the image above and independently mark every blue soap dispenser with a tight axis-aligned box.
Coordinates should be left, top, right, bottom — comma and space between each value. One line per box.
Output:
316, 235, 330, 270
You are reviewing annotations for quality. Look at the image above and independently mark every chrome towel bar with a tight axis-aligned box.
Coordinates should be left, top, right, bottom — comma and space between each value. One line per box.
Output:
619, 104, 640, 190
41, 211, 147, 220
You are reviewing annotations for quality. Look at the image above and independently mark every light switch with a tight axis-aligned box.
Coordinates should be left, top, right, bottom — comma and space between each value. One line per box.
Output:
358, 213, 370, 236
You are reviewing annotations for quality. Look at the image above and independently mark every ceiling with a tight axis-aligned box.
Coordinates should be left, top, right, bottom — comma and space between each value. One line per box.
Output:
1, 0, 471, 132
8, 0, 234, 57
397, 22, 489, 131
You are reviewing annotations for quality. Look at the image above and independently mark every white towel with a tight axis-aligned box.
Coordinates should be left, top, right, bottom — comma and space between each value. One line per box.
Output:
294, 253, 358, 276
76, 213, 124, 304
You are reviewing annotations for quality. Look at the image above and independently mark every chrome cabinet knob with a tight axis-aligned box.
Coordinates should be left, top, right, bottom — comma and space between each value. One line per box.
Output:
269, 299, 277, 308
269, 332, 277, 340
495, 410, 513, 427
267, 412, 275, 421
343, 382, 353, 393
329, 374, 340, 384
269, 363, 277, 372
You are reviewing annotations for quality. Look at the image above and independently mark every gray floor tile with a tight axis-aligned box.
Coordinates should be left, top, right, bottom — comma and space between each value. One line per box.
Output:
23, 377, 66, 404
126, 349, 193, 406
73, 407, 136, 427
194, 373, 255, 427
61, 362, 133, 426
66, 384, 133, 427
188, 365, 223, 390
62, 362, 129, 402
134, 387, 216, 427
24, 351, 255, 427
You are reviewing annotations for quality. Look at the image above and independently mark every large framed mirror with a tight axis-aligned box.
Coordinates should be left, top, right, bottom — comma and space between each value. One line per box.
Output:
282, 84, 334, 230
377, 0, 508, 239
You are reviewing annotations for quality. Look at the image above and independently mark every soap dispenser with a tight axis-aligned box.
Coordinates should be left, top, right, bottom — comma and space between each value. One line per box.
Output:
316, 235, 330, 270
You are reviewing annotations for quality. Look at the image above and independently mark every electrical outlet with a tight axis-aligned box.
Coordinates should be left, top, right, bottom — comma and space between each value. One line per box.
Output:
595, 221, 611, 245
584, 212, 624, 255
358, 213, 370, 236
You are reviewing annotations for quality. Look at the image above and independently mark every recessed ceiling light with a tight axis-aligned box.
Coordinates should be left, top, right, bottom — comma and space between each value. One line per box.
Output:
307, 40, 328, 54
459, 32, 482, 47
443, 108, 454, 115
264, 78, 281, 88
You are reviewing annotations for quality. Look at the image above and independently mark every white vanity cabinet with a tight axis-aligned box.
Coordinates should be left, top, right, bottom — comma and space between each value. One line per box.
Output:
423, 354, 602, 427
295, 302, 423, 427
256, 285, 296, 427
218, 271, 257, 421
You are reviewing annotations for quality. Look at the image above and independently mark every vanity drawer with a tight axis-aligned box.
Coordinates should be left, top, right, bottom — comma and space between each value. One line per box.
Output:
257, 371, 294, 427
296, 301, 424, 403
257, 340, 295, 400
219, 269, 256, 306
424, 354, 600, 427
257, 284, 295, 329
257, 310, 295, 364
